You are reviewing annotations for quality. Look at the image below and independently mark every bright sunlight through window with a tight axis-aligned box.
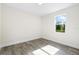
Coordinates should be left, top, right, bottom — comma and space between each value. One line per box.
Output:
32, 45, 59, 55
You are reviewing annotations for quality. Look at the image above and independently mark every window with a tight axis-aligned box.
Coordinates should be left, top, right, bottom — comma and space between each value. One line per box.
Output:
55, 15, 66, 32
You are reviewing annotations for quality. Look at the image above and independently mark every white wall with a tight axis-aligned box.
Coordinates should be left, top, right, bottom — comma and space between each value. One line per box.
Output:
0, 4, 42, 48
42, 4, 79, 49
0, 4, 2, 42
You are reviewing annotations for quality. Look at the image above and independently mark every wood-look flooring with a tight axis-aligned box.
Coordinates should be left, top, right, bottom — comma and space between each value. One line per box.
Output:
0, 38, 79, 55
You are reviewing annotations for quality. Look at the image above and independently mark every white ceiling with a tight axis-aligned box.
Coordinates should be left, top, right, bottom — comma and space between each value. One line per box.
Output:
5, 3, 77, 16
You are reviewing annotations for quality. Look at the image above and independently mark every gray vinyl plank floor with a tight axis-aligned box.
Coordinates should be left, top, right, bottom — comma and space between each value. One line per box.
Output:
0, 38, 79, 55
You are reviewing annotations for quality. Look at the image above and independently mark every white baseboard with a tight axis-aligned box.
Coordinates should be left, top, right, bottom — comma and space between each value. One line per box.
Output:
42, 37, 79, 49
0, 36, 79, 49
0, 35, 41, 48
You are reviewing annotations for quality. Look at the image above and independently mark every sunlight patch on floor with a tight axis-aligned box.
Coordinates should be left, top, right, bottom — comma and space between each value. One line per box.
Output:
41, 45, 59, 55
32, 49, 48, 55
32, 45, 59, 55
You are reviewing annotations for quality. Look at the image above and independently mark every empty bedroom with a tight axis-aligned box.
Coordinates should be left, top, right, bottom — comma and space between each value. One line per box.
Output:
0, 3, 79, 55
